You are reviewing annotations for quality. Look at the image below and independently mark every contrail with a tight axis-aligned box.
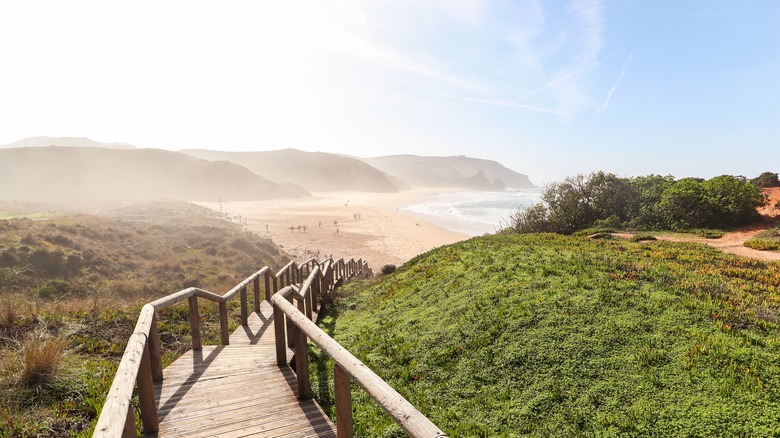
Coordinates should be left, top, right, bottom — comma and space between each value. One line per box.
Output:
595, 52, 634, 119
436, 92, 564, 115
509, 47, 627, 104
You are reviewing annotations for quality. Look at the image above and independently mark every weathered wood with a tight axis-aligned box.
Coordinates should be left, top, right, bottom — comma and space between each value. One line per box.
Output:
188, 296, 202, 351
285, 290, 295, 348
272, 295, 447, 438
253, 275, 261, 312
149, 287, 197, 310
240, 286, 248, 326
334, 364, 353, 438
273, 298, 287, 367
151, 303, 337, 437
219, 301, 229, 345
97, 258, 382, 438
122, 404, 135, 438
193, 288, 225, 304
137, 342, 159, 434
148, 312, 163, 383
264, 271, 272, 300
94, 304, 155, 437
294, 299, 311, 400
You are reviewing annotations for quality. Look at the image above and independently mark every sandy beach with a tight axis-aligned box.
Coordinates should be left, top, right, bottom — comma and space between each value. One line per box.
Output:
197, 190, 470, 269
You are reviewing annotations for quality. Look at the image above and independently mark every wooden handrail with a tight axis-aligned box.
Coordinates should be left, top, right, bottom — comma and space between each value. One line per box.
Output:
94, 305, 156, 436
95, 255, 376, 437
271, 268, 447, 438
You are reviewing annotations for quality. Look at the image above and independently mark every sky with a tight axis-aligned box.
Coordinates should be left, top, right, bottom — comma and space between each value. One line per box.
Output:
1, 0, 779, 185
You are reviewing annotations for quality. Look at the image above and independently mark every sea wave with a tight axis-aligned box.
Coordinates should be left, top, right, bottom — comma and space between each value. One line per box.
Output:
401, 189, 542, 236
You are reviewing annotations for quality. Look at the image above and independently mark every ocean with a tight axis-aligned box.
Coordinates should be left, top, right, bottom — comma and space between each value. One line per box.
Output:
401, 188, 542, 237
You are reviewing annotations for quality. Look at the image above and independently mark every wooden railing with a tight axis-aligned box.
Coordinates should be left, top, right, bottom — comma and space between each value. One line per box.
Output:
271, 265, 447, 438
92, 255, 443, 437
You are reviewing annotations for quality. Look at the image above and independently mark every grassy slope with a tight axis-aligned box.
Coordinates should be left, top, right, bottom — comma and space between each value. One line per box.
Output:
315, 233, 780, 437
0, 203, 289, 436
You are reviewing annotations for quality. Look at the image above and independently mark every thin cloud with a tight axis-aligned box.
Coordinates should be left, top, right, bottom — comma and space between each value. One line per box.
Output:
437, 92, 564, 115
511, 47, 627, 104
595, 53, 634, 119
548, 0, 605, 112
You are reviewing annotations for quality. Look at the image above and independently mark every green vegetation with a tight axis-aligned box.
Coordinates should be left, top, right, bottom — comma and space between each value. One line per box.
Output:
750, 171, 780, 188
745, 227, 780, 252
0, 202, 287, 436
511, 172, 764, 234
311, 233, 780, 436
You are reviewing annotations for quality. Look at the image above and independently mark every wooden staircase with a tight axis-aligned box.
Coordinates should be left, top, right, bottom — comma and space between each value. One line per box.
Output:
93, 258, 448, 438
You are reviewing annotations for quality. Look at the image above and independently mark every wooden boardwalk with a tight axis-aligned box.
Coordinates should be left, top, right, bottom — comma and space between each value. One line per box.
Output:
148, 301, 336, 437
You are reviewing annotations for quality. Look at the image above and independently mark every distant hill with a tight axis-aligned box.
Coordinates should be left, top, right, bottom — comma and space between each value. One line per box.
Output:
2, 136, 137, 150
181, 149, 403, 193
0, 147, 308, 202
361, 154, 534, 190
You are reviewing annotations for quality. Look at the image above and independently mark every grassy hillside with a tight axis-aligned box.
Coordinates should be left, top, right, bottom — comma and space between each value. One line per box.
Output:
314, 233, 780, 437
0, 202, 290, 436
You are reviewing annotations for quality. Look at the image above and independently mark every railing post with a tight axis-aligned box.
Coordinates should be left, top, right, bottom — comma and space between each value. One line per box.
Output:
253, 275, 261, 312
305, 287, 313, 321
264, 271, 272, 300
219, 301, 229, 345
123, 404, 136, 438
240, 286, 248, 326
286, 293, 295, 348
137, 342, 159, 434
148, 313, 163, 383
312, 274, 320, 313
295, 299, 311, 400
188, 296, 202, 350
273, 301, 287, 367
334, 364, 353, 438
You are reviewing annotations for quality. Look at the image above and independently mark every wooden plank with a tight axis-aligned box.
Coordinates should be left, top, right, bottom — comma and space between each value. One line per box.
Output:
149, 297, 337, 438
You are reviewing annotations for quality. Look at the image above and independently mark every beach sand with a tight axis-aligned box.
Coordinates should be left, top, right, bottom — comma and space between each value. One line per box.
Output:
197, 190, 469, 269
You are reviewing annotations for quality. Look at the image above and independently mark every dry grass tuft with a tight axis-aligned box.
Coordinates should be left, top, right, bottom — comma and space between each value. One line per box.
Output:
20, 332, 67, 387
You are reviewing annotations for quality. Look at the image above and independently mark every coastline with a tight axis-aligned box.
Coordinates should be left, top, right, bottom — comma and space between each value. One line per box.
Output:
197, 189, 470, 269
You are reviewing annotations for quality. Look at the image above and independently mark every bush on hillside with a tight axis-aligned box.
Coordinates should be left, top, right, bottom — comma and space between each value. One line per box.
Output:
750, 171, 780, 188
380, 264, 397, 275
511, 172, 764, 234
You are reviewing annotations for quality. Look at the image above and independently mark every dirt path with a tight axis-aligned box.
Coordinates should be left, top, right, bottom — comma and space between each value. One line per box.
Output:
617, 187, 780, 262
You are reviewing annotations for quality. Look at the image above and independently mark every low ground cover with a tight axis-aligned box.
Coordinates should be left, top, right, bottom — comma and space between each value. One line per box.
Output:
313, 233, 780, 437
745, 227, 780, 252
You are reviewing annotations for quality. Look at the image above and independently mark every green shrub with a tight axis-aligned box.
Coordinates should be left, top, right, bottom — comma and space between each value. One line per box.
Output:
630, 234, 657, 242
694, 229, 725, 239
750, 171, 780, 188
36, 279, 73, 299
511, 173, 764, 234
744, 227, 780, 251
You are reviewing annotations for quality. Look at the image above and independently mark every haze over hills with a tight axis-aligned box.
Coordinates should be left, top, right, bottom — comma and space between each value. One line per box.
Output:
1, 136, 137, 150
181, 149, 404, 193
360, 154, 535, 190
1, 137, 535, 201
0, 147, 308, 202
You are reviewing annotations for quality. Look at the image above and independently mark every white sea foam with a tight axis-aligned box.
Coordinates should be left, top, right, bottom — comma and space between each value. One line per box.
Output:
401, 188, 542, 236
